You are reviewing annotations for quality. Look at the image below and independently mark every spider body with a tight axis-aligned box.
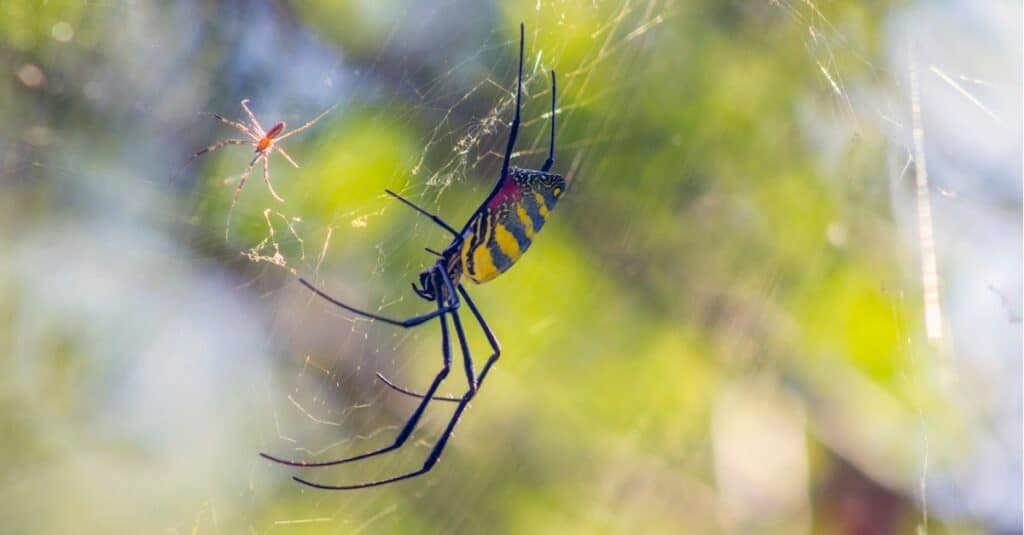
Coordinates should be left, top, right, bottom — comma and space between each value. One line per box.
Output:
186, 100, 335, 236
255, 122, 286, 153
262, 24, 563, 490
411, 166, 565, 293
460, 167, 565, 283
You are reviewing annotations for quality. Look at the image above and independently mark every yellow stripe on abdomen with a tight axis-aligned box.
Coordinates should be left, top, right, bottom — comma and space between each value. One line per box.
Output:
516, 205, 535, 238
462, 220, 525, 284
492, 223, 522, 263
468, 244, 500, 283
462, 214, 499, 283
534, 192, 550, 218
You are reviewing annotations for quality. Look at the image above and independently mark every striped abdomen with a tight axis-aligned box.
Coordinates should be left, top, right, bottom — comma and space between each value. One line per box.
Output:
460, 168, 565, 284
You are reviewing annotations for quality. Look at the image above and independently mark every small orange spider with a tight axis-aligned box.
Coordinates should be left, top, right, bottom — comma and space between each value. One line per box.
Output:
189, 98, 335, 208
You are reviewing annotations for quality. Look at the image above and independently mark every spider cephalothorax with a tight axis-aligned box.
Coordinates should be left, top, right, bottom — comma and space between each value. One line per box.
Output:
262, 23, 564, 491
412, 258, 460, 302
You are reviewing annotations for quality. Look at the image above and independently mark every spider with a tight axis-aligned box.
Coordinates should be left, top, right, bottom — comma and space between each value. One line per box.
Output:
187, 99, 335, 227
260, 24, 566, 490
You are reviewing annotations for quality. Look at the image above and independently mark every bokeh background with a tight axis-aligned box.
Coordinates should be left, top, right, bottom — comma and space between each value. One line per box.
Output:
1, 1, 1020, 533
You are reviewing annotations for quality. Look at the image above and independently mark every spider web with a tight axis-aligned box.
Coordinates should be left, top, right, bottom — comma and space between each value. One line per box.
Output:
232, 3, 674, 528
0, 0, 1019, 533
239, 2, 1021, 532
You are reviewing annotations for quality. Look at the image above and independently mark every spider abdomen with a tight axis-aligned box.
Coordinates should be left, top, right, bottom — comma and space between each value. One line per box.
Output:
461, 168, 565, 283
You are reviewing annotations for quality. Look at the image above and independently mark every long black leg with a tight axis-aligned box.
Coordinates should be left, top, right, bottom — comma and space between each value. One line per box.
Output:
261, 272, 454, 468
541, 70, 557, 172
377, 284, 500, 402
457, 284, 501, 389
451, 307, 476, 392
500, 23, 525, 181
297, 274, 457, 328
294, 392, 475, 490
377, 372, 461, 402
384, 189, 460, 238
293, 294, 486, 489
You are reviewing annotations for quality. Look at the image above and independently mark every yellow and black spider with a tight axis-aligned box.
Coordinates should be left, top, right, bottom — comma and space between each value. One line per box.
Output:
260, 24, 565, 490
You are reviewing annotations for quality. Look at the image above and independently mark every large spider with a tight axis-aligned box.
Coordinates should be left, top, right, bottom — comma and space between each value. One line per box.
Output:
188, 99, 335, 226
261, 24, 566, 490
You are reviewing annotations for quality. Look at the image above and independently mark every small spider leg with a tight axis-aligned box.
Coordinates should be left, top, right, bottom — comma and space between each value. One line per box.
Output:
240, 99, 266, 134
223, 154, 262, 239
295, 261, 459, 329
233, 155, 261, 203
262, 155, 285, 202
186, 139, 251, 164
380, 284, 500, 402
293, 299, 487, 490
275, 146, 301, 169
384, 189, 460, 237
500, 23, 525, 180
200, 112, 260, 140
275, 103, 338, 142
541, 70, 556, 172
262, 271, 455, 469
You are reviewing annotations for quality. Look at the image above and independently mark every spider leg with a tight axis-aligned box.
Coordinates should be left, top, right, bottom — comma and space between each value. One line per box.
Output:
201, 112, 260, 140
451, 306, 477, 393
541, 70, 556, 172
275, 146, 301, 168
295, 258, 459, 329
240, 99, 266, 134
292, 394, 472, 490
224, 154, 261, 239
231, 156, 261, 205
384, 189, 460, 237
376, 372, 460, 402
275, 103, 338, 141
186, 139, 251, 164
458, 284, 502, 387
378, 284, 499, 402
292, 302, 483, 490
261, 271, 455, 469
262, 155, 285, 202
500, 23, 525, 180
